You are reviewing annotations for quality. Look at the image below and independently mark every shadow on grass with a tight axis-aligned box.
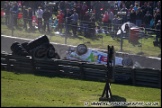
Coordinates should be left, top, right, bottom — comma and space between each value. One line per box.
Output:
110, 95, 127, 107
110, 95, 126, 102
99, 95, 127, 107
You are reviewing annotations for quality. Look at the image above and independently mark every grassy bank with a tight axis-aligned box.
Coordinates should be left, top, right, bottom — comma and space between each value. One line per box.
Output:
1, 71, 161, 107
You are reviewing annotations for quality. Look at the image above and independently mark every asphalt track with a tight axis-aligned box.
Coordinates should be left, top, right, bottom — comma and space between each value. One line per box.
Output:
1, 35, 161, 70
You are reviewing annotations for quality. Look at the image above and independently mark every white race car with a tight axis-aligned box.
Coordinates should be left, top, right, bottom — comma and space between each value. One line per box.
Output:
65, 44, 133, 66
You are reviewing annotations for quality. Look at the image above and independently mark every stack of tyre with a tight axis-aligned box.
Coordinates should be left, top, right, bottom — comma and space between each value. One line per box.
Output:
10, 35, 60, 59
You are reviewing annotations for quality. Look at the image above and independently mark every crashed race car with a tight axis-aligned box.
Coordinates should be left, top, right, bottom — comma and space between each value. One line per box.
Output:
10, 35, 60, 59
65, 44, 133, 66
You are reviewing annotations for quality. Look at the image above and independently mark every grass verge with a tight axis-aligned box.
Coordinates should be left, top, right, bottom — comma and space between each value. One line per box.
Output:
1, 71, 161, 107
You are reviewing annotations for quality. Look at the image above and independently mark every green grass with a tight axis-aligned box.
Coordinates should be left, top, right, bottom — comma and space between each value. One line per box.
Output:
1, 71, 161, 107
1, 18, 161, 57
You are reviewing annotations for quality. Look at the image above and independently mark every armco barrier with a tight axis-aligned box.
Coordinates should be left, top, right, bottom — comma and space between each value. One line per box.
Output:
1, 52, 161, 88
133, 68, 161, 88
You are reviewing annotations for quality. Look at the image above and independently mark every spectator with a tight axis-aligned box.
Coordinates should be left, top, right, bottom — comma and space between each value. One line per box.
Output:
64, 8, 72, 35
42, 9, 52, 33
36, 6, 43, 32
75, 1, 82, 20
108, 9, 114, 29
145, 3, 153, 15
130, 9, 136, 24
154, 9, 161, 27
133, 3, 139, 12
3, 2, 11, 26
141, 2, 147, 15
56, 10, 64, 34
102, 10, 109, 35
124, 23, 130, 37
69, 9, 78, 37
155, 20, 161, 43
81, 2, 88, 20
58, 1, 65, 12
155, 1, 161, 10
129, 4, 134, 11
125, 1, 133, 9
81, 11, 91, 37
143, 11, 152, 28
10, 2, 19, 28
112, 15, 119, 37
22, 6, 28, 31
120, 4, 128, 23
27, 7, 33, 31
64, 1, 71, 12
117, 1, 122, 10
135, 7, 143, 27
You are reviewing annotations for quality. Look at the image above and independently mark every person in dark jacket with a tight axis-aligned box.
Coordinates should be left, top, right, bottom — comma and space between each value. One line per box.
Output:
135, 7, 143, 27
28, 7, 33, 30
154, 9, 161, 26
124, 23, 130, 37
143, 11, 152, 28
43, 9, 52, 32
69, 9, 78, 37
22, 6, 28, 31
64, 8, 72, 35
11, 2, 19, 28
155, 20, 161, 43
130, 9, 136, 24
3, 2, 11, 26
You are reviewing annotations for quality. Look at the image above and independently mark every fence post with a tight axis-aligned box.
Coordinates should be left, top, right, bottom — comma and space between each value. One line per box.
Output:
65, 19, 68, 44
65, 35, 67, 44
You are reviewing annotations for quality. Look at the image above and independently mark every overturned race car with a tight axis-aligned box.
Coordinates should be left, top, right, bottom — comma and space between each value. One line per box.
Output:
10, 35, 60, 59
65, 44, 134, 66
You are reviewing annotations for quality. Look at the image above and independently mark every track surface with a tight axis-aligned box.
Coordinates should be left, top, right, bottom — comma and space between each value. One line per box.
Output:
1, 35, 161, 70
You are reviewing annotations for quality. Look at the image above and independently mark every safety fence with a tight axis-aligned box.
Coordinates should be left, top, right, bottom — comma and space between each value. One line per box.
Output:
1, 11, 159, 36
1, 11, 160, 56
1, 52, 161, 88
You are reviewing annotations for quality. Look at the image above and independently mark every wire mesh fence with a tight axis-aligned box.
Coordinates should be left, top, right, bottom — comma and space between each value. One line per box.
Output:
1, 11, 161, 57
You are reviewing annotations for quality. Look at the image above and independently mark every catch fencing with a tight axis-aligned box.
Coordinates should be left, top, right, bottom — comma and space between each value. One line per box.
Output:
1, 11, 160, 56
1, 52, 161, 88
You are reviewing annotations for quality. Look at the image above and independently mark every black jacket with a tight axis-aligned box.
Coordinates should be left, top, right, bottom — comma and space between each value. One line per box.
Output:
43, 10, 52, 21
136, 11, 144, 20
23, 9, 28, 18
130, 12, 136, 23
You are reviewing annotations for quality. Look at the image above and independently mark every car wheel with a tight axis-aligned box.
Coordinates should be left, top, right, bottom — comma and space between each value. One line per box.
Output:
76, 44, 88, 55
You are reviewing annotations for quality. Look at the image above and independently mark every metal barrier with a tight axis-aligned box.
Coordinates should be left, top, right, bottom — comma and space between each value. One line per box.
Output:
1, 52, 161, 88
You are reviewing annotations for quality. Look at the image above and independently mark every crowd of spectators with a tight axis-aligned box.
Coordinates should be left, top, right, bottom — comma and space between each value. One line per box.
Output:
1, 1, 161, 39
